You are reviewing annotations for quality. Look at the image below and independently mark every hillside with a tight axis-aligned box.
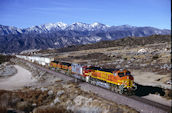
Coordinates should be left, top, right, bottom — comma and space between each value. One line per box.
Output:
35, 34, 172, 100
37, 34, 171, 75
37, 35, 170, 53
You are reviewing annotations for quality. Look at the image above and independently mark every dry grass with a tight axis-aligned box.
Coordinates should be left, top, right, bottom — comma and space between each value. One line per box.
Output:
164, 89, 172, 100
16, 90, 50, 106
0, 55, 14, 64
33, 106, 72, 113
16, 101, 33, 112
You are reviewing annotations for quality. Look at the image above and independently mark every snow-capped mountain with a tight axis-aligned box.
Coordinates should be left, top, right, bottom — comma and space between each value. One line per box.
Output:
0, 22, 110, 35
66, 22, 90, 31
0, 22, 170, 53
22, 22, 108, 33
0, 22, 170, 35
90, 22, 109, 31
25, 22, 68, 33
65, 22, 108, 31
0, 25, 23, 35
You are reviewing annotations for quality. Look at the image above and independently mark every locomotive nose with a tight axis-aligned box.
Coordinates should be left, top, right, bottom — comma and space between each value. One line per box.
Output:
129, 75, 134, 80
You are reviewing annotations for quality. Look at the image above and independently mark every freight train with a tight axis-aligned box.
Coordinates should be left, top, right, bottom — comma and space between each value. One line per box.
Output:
16, 55, 137, 95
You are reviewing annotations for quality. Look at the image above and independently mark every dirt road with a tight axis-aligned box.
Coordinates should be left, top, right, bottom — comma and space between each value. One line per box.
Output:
132, 70, 171, 89
0, 65, 36, 90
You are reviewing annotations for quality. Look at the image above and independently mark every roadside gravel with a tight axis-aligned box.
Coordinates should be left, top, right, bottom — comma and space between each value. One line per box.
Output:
79, 83, 171, 113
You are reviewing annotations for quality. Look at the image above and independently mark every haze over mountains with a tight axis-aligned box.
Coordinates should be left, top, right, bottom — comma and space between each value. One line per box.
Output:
0, 22, 170, 54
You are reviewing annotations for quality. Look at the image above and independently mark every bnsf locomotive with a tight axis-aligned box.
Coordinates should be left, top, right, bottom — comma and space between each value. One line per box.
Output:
50, 60, 137, 95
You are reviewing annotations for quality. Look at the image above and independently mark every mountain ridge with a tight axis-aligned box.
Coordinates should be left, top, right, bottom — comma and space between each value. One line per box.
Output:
0, 22, 170, 54
0, 22, 170, 35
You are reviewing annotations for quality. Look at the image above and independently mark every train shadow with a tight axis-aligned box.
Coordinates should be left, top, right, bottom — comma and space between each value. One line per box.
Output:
134, 83, 165, 97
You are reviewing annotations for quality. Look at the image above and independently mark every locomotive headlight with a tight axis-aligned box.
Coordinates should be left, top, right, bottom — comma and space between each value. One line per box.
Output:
119, 69, 123, 71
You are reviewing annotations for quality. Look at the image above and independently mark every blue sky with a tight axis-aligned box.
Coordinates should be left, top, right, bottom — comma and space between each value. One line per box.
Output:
0, 0, 171, 29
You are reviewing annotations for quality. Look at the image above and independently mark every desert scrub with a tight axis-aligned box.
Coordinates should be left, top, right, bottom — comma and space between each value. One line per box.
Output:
152, 54, 159, 60
0, 55, 14, 64
0, 105, 7, 113
164, 89, 172, 100
33, 105, 73, 113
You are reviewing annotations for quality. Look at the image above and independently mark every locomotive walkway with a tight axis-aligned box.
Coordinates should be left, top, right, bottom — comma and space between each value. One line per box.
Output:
23, 60, 171, 113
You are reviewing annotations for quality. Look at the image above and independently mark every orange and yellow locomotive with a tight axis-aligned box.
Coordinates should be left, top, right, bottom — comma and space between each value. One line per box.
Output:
50, 61, 137, 95
84, 66, 137, 94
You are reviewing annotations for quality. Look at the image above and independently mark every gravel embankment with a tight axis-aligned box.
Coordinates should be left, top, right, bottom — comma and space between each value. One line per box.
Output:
0, 64, 17, 77
79, 83, 171, 113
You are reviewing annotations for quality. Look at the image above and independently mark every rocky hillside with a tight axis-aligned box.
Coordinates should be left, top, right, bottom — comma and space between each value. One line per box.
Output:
45, 35, 170, 53
0, 22, 170, 54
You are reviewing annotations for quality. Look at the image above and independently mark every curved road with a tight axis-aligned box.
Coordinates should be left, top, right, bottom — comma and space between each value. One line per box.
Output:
0, 65, 36, 90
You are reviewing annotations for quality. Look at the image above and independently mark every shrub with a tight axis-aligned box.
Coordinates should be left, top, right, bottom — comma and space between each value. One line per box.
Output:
33, 106, 72, 113
0, 106, 7, 113
152, 55, 159, 60
0, 55, 14, 64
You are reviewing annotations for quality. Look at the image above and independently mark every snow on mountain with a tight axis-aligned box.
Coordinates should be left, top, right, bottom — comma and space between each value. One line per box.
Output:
64, 22, 109, 31
42, 23, 58, 31
56, 22, 68, 29
66, 22, 90, 31
91, 22, 100, 27
26, 26, 44, 33
0, 25, 22, 35
0, 22, 170, 35
90, 22, 108, 31
42, 22, 68, 30
24, 22, 68, 33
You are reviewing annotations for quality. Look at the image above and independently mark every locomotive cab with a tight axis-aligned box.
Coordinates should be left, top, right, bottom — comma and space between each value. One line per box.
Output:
115, 69, 136, 91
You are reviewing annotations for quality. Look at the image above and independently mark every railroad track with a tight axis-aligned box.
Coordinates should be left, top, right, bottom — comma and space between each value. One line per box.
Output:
18, 59, 171, 113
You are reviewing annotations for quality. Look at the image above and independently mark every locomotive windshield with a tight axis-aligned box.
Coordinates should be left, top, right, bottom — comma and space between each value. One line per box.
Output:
118, 72, 125, 77
126, 71, 131, 75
